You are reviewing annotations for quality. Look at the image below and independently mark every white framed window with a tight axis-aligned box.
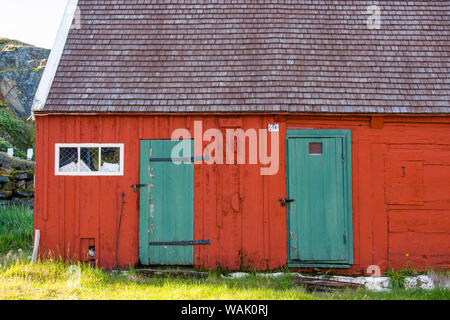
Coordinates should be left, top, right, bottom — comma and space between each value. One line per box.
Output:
55, 144, 124, 176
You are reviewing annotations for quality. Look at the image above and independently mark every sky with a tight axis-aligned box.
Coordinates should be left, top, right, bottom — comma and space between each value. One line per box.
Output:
0, 0, 69, 49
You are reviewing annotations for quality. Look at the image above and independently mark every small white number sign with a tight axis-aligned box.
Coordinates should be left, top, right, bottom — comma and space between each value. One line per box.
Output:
268, 124, 279, 132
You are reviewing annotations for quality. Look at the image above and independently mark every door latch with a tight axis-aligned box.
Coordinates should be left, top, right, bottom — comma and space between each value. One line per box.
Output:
279, 198, 295, 207
131, 184, 147, 192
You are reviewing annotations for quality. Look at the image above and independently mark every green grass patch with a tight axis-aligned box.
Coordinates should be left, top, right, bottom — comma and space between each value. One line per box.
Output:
332, 287, 450, 300
0, 257, 448, 300
0, 205, 34, 254
0, 206, 448, 300
0, 258, 318, 300
0, 38, 31, 52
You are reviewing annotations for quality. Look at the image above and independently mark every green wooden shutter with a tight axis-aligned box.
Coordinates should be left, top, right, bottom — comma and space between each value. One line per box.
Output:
139, 140, 194, 265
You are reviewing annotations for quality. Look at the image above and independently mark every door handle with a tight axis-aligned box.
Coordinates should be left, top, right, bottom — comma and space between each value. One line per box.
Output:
279, 198, 295, 207
131, 184, 147, 192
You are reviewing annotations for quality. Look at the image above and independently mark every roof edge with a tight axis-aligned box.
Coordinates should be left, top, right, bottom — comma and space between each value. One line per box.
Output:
33, 110, 450, 118
31, 0, 78, 116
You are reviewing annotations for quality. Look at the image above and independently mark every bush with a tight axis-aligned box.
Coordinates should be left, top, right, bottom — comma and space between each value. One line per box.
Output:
0, 109, 35, 151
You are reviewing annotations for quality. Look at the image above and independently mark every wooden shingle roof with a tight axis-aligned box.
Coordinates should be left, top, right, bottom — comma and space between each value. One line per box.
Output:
42, 0, 449, 114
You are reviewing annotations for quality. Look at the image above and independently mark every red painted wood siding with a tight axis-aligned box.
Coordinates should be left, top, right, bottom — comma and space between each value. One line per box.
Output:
34, 114, 450, 273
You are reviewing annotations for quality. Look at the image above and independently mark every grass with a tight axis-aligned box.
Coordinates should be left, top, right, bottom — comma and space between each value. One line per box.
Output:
384, 265, 419, 289
0, 205, 448, 300
0, 38, 32, 52
332, 287, 450, 300
0, 205, 33, 254
0, 257, 448, 300
0, 256, 316, 300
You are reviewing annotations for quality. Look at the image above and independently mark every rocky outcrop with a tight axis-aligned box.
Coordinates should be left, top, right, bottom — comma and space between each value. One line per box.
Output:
0, 38, 50, 117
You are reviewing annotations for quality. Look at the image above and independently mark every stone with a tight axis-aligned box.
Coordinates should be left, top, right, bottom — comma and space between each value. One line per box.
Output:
0, 190, 12, 199
16, 180, 26, 188
14, 189, 32, 198
13, 172, 30, 180
2, 182, 15, 190
405, 275, 435, 290
0, 175, 11, 183
0, 168, 14, 175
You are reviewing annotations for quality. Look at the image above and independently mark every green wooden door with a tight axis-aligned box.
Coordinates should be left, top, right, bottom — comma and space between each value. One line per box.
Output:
287, 130, 353, 267
139, 140, 194, 265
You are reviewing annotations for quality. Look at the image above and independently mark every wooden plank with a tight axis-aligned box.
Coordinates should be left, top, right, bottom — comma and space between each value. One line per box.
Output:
385, 160, 424, 184
241, 117, 266, 269
98, 116, 119, 268
385, 183, 424, 205
135, 269, 208, 279
371, 144, 388, 269
33, 117, 43, 255
389, 253, 449, 270
219, 118, 243, 128
194, 145, 204, 268
62, 116, 77, 260
385, 151, 423, 161
388, 210, 450, 233
117, 116, 140, 267
267, 117, 287, 269
219, 164, 241, 269
74, 116, 81, 260
78, 117, 100, 241
423, 151, 450, 166
424, 165, 450, 202
43, 117, 58, 257
384, 148, 425, 206
389, 232, 450, 256
43, 116, 49, 222
357, 139, 373, 270
139, 140, 151, 265
200, 117, 220, 269
291, 275, 363, 292
287, 138, 302, 261
262, 117, 270, 268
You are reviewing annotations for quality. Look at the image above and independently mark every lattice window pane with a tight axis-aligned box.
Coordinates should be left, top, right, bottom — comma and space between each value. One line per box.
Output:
100, 147, 120, 172
80, 148, 99, 172
56, 144, 123, 175
59, 148, 78, 172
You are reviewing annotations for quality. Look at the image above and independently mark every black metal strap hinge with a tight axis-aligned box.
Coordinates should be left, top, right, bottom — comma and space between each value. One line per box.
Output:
149, 156, 210, 162
149, 239, 211, 246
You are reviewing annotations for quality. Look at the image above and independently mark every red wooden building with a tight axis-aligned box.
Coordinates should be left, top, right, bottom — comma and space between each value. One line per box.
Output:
32, 0, 449, 274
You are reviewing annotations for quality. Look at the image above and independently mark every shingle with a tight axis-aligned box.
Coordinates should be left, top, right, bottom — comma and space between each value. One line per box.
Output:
44, 0, 449, 114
